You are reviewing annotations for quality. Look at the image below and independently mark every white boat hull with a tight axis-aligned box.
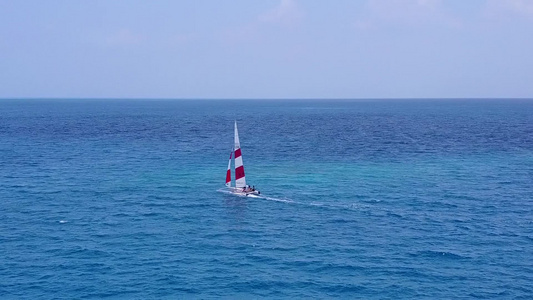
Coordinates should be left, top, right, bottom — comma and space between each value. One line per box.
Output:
227, 187, 260, 197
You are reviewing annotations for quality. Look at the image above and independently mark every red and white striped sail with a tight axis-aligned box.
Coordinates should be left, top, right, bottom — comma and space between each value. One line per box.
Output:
225, 150, 232, 187
234, 121, 246, 188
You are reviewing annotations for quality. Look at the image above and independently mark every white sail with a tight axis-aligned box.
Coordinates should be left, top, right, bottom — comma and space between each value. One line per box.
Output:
222, 121, 259, 196
225, 150, 232, 187
234, 121, 246, 188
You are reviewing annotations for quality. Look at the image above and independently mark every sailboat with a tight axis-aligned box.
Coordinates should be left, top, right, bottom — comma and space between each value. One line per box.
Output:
225, 121, 260, 196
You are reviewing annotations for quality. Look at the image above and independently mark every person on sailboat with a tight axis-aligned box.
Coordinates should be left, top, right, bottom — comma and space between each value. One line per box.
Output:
242, 185, 254, 193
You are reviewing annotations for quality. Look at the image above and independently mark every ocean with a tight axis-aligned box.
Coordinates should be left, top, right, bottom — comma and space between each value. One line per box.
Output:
1, 99, 532, 299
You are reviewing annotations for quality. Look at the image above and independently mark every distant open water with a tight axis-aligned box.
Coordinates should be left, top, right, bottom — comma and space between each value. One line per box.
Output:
1, 99, 532, 299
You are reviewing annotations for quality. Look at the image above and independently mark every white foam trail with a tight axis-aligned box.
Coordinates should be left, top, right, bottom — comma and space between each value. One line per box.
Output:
217, 188, 233, 195
261, 196, 295, 203
217, 188, 294, 203
218, 188, 364, 211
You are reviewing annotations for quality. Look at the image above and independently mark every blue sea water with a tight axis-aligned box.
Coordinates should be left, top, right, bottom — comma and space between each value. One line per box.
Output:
0, 99, 532, 299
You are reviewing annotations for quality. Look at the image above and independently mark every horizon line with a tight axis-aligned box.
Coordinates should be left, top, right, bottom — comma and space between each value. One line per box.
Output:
1, 97, 533, 101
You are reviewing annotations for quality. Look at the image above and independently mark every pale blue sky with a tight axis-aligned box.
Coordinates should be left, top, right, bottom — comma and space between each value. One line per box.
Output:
1, 0, 532, 98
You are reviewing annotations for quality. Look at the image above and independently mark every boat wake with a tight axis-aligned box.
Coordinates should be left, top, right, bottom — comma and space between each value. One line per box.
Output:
217, 188, 372, 211
261, 196, 295, 203
218, 188, 370, 212
217, 188, 294, 203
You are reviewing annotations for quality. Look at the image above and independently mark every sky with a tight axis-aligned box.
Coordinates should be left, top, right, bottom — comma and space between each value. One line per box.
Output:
1, 0, 533, 99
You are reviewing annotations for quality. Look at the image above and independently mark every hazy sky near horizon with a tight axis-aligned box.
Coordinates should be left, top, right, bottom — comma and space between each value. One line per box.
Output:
1, 0, 533, 99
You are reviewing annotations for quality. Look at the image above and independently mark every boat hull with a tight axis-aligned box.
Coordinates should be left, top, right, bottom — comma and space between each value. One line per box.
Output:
227, 187, 260, 197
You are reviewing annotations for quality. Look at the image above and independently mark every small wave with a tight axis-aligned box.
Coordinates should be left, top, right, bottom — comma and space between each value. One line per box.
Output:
321, 283, 366, 294
411, 250, 469, 260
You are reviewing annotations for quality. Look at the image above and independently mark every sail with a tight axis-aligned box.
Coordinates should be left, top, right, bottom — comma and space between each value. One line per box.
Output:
225, 150, 232, 187
234, 121, 246, 188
